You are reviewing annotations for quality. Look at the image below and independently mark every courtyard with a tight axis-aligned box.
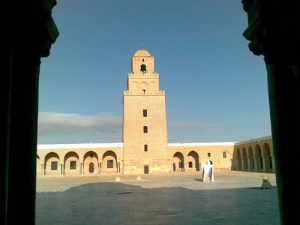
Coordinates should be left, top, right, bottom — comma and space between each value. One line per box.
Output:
36, 171, 279, 225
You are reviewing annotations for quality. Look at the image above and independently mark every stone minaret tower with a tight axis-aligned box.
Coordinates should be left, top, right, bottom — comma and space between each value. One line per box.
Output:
123, 49, 169, 174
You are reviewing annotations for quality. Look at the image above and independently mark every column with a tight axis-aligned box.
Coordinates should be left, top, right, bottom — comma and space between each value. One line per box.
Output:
262, 157, 267, 172
253, 159, 258, 172
247, 158, 251, 171
98, 162, 101, 174
242, 1, 300, 223
241, 159, 245, 171
41, 163, 45, 176
271, 156, 276, 172
1, 2, 59, 225
60, 163, 64, 176
198, 160, 201, 172
80, 162, 83, 176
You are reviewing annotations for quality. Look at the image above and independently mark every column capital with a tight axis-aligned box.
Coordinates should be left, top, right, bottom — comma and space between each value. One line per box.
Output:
242, 0, 300, 65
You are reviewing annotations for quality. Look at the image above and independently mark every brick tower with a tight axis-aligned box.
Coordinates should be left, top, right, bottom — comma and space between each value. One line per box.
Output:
123, 49, 169, 174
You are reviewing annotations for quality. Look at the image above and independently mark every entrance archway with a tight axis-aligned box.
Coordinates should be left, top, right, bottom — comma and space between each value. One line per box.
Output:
187, 151, 200, 171
102, 150, 118, 174
64, 151, 80, 176
173, 152, 185, 172
83, 151, 98, 175
44, 152, 60, 176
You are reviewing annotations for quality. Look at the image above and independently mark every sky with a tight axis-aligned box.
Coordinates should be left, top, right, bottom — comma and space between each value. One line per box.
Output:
38, 0, 271, 144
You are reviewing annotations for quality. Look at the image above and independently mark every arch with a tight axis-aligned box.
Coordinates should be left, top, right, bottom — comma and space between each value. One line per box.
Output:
187, 151, 200, 171
248, 147, 255, 171
133, 81, 138, 91
83, 151, 98, 175
102, 150, 118, 174
173, 152, 185, 172
263, 143, 273, 172
140, 64, 147, 73
242, 147, 248, 171
223, 150, 231, 159
255, 145, 263, 171
64, 151, 80, 176
44, 152, 60, 176
150, 81, 155, 91
141, 82, 148, 93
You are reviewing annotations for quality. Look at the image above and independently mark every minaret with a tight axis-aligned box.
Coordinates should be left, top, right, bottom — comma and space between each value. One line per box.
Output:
123, 49, 169, 174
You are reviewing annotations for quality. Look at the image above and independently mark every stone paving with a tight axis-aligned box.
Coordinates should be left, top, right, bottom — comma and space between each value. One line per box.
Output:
36, 171, 280, 225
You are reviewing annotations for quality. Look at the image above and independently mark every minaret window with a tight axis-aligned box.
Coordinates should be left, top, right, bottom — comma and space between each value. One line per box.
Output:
144, 165, 149, 174
143, 126, 148, 133
141, 64, 146, 73
144, 144, 148, 152
142, 89, 146, 94
143, 109, 147, 117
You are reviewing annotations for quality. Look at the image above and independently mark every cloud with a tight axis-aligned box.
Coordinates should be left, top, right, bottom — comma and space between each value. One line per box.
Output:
168, 120, 223, 132
38, 112, 122, 136
38, 113, 223, 143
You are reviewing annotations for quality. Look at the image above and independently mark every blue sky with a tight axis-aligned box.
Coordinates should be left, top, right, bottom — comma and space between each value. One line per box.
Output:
38, 0, 271, 144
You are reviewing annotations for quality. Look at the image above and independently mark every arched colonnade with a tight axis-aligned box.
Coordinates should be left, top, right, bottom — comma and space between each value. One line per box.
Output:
37, 149, 121, 176
233, 138, 275, 173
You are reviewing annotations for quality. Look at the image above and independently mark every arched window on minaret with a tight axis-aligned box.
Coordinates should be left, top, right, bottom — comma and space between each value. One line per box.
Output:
141, 64, 146, 73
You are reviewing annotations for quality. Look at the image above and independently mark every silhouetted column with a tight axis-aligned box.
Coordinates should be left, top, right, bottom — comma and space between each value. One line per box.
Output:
242, 1, 300, 224
265, 60, 300, 223
6, 53, 40, 224
0, 49, 13, 225
2, 1, 58, 225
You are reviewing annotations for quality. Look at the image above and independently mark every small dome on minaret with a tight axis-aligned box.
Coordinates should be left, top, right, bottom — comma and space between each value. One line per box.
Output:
133, 49, 151, 57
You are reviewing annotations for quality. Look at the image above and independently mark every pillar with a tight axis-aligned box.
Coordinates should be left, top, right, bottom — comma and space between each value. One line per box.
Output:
2, 2, 58, 224
271, 156, 276, 172
242, 1, 300, 224
98, 162, 102, 174
247, 158, 251, 171
117, 162, 120, 174
80, 162, 83, 176
241, 159, 245, 171
41, 163, 45, 176
60, 163, 64, 176
262, 156, 267, 172
254, 158, 258, 171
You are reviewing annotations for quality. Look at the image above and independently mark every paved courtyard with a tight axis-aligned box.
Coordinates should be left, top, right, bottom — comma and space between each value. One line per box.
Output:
36, 171, 280, 225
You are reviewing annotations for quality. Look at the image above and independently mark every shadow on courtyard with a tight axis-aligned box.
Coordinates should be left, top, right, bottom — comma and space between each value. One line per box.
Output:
36, 181, 280, 225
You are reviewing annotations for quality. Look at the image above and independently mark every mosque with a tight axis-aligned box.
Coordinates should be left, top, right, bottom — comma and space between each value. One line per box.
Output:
36, 49, 275, 176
